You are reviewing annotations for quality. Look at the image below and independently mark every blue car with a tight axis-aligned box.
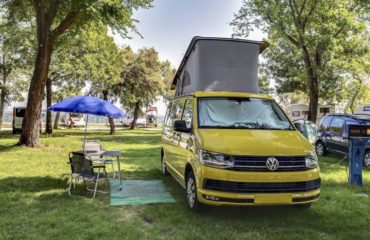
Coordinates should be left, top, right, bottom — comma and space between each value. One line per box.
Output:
315, 114, 370, 168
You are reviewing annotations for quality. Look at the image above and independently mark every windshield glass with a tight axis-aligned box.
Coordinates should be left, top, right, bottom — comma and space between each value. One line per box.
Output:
198, 97, 293, 130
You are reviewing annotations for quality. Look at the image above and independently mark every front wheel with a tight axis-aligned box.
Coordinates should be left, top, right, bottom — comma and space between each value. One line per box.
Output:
161, 151, 169, 176
364, 150, 370, 169
186, 171, 200, 211
316, 141, 326, 156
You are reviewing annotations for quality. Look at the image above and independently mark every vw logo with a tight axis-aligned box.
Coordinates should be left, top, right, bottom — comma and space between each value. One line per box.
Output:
266, 157, 279, 171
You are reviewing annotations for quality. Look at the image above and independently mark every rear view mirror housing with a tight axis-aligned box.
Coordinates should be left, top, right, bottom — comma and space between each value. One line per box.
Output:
173, 120, 191, 133
294, 122, 305, 134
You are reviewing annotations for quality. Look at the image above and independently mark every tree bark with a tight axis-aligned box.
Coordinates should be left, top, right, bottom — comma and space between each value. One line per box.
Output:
301, 45, 319, 122
130, 101, 140, 130
18, 41, 53, 146
0, 89, 6, 130
45, 77, 52, 134
102, 90, 115, 135
18, 0, 80, 146
53, 111, 60, 129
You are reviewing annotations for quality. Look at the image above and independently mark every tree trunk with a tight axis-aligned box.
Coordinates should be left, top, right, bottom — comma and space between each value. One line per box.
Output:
102, 90, 115, 135
300, 45, 319, 122
130, 102, 140, 130
53, 111, 60, 129
18, 0, 56, 146
45, 77, 52, 134
18, 40, 53, 146
0, 89, 6, 130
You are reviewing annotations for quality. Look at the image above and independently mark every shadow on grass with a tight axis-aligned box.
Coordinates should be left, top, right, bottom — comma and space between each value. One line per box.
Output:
0, 176, 69, 193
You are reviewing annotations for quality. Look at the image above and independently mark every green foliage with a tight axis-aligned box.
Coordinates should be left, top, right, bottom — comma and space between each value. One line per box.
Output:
0, 16, 33, 104
231, 0, 370, 110
116, 47, 165, 112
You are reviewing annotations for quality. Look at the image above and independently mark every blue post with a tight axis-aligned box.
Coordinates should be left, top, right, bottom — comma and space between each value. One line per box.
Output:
348, 138, 365, 186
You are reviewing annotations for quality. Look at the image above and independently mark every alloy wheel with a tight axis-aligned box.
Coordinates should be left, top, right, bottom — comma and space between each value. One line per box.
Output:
316, 143, 324, 156
187, 177, 196, 208
364, 152, 370, 169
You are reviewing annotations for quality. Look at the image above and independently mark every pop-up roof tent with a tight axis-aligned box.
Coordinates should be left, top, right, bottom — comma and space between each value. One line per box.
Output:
172, 37, 268, 96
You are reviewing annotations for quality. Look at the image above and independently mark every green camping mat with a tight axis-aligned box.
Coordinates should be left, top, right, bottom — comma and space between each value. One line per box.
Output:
110, 179, 176, 206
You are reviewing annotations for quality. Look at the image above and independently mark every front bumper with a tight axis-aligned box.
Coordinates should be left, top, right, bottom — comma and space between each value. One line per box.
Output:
196, 166, 320, 206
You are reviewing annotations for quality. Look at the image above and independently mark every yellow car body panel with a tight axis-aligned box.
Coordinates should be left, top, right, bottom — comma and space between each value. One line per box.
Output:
161, 92, 320, 207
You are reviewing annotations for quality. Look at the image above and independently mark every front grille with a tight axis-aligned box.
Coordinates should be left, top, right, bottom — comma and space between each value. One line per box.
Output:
203, 178, 321, 194
230, 156, 309, 172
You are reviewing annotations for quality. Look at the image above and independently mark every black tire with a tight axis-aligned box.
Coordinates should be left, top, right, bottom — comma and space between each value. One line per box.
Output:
316, 141, 327, 156
186, 171, 200, 211
364, 150, 370, 169
161, 150, 169, 176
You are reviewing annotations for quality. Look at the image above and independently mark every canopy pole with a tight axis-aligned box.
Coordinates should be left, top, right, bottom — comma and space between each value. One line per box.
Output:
83, 114, 89, 153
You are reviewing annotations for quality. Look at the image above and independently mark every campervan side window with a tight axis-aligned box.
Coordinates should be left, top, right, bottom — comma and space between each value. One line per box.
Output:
15, 109, 26, 117
320, 108, 330, 113
292, 111, 300, 117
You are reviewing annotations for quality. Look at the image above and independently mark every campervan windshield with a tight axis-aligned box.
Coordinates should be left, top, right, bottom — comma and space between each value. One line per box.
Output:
198, 97, 293, 130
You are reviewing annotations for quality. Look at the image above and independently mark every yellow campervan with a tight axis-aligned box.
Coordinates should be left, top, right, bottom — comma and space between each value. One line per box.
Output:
161, 37, 320, 210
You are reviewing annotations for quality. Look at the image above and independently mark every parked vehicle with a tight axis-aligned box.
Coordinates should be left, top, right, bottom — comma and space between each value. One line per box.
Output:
354, 104, 370, 117
12, 107, 43, 134
146, 107, 158, 127
315, 114, 370, 168
285, 104, 335, 123
12, 107, 26, 134
293, 120, 317, 145
136, 117, 147, 127
161, 37, 320, 210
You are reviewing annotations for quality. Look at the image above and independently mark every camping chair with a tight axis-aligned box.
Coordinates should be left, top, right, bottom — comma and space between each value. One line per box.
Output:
83, 140, 116, 179
68, 152, 109, 199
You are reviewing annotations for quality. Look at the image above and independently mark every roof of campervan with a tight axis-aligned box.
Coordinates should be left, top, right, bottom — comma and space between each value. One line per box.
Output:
354, 104, 370, 116
171, 37, 269, 95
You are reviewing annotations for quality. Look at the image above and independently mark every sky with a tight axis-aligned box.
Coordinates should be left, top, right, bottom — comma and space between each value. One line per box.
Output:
112, 0, 265, 116
113, 0, 265, 68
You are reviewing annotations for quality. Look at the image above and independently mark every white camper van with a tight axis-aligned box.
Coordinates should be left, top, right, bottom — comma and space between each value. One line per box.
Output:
285, 104, 335, 123
354, 104, 370, 117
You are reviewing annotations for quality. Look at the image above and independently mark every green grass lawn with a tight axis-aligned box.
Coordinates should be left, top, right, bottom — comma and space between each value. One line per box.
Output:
1, 128, 370, 240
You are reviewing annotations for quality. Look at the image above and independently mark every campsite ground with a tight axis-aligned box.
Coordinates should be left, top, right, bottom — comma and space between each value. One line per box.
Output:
0, 128, 370, 240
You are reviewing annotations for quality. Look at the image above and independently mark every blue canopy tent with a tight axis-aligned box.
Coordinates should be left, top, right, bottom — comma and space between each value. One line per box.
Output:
49, 96, 125, 149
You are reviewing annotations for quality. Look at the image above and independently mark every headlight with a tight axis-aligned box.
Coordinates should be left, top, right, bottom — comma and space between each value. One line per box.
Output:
305, 152, 318, 168
200, 150, 233, 168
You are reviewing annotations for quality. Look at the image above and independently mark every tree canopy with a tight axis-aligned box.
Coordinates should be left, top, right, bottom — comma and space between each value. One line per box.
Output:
231, 0, 370, 121
1, 0, 152, 146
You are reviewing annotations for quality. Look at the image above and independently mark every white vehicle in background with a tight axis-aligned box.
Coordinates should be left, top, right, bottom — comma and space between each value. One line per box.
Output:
136, 117, 147, 127
64, 113, 86, 127
12, 107, 26, 134
285, 104, 335, 123
12, 107, 43, 134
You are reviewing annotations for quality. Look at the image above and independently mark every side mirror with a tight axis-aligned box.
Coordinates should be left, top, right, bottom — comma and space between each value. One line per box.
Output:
173, 120, 191, 133
294, 122, 306, 134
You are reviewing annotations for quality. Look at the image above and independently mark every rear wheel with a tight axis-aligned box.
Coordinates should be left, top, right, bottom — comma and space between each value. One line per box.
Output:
316, 141, 326, 156
186, 171, 200, 211
364, 150, 370, 169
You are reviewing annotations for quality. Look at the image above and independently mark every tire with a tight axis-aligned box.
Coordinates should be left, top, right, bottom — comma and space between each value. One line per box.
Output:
161, 151, 169, 176
316, 141, 326, 156
186, 171, 200, 211
364, 150, 370, 169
